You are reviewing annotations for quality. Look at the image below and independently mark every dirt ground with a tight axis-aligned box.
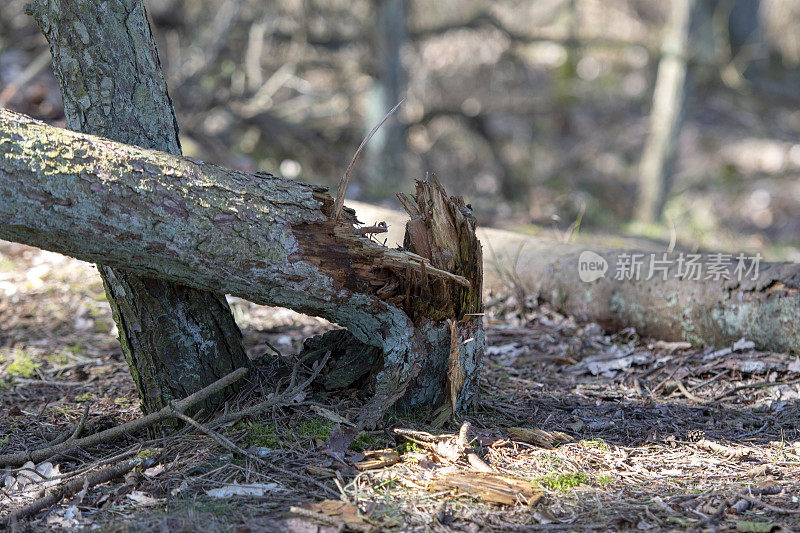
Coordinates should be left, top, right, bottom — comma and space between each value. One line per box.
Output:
1, 241, 799, 532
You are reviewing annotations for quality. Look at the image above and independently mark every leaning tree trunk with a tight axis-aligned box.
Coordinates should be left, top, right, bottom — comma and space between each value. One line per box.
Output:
352, 201, 800, 355
0, 109, 484, 428
26, 0, 250, 417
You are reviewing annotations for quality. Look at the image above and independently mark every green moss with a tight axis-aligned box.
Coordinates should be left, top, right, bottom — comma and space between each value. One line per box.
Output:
66, 342, 86, 354
194, 497, 232, 516
297, 418, 333, 440
137, 448, 155, 459
6, 352, 41, 378
350, 432, 381, 452
580, 438, 610, 451
75, 392, 94, 402
230, 422, 280, 448
46, 352, 70, 365
538, 472, 588, 492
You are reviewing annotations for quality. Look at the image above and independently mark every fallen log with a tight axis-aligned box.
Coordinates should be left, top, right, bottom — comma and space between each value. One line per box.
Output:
352, 202, 800, 354
0, 108, 484, 428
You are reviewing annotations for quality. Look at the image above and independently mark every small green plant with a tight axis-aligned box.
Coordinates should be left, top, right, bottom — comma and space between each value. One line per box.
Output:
539, 472, 588, 492
397, 441, 421, 455
6, 352, 41, 378
539, 453, 564, 468
0, 258, 15, 272
595, 473, 614, 486
66, 342, 85, 355
75, 392, 94, 402
195, 497, 230, 516
0, 434, 9, 449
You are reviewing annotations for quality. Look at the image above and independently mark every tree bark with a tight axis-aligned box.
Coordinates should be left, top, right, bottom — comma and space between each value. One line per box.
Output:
351, 201, 800, 355
0, 108, 484, 428
26, 0, 250, 417
635, 0, 695, 223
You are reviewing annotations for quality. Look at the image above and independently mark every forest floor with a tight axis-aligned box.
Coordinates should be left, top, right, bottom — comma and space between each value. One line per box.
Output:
1, 241, 800, 532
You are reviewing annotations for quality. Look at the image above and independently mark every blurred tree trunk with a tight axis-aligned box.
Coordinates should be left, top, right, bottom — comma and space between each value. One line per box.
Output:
635, 0, 696, 223
724, 0, 765, 83
0, 109, 485, 429
365, 0, 407, 197
27, 0, 250, 418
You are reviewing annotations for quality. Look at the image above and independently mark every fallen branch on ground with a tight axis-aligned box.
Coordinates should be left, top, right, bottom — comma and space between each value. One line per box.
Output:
0, 368, 248, 467
1, 454, 156, 526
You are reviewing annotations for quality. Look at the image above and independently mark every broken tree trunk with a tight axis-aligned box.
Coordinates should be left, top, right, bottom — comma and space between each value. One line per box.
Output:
27, 0, 250, 418
352, 202, 800, 355
0, 109, 484, 428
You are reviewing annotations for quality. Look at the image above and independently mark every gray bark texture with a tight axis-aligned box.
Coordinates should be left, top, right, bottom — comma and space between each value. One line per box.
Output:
352, 202, 800, 355
26, 0, 250, 417
0, 108, 484, 428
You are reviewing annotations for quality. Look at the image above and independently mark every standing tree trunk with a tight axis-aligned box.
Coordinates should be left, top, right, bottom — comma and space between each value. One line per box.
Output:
0, 109, 484, 428
364, 0, 407, 198
26, 0, 250, 417
635, 0, 695, 223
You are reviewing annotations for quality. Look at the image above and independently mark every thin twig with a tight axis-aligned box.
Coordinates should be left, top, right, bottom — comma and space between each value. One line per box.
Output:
174, 403, 338, 497
0, 368, 248, 467
289, 505, 374, 533
211, 352, 330, 428
170, 405, 254, 460
332, 99, 404, 220
69, 402, 91, 441
673, 379, 702, 403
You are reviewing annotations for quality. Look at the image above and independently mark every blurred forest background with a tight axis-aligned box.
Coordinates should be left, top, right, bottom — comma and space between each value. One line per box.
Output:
3, 0, 800, 258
